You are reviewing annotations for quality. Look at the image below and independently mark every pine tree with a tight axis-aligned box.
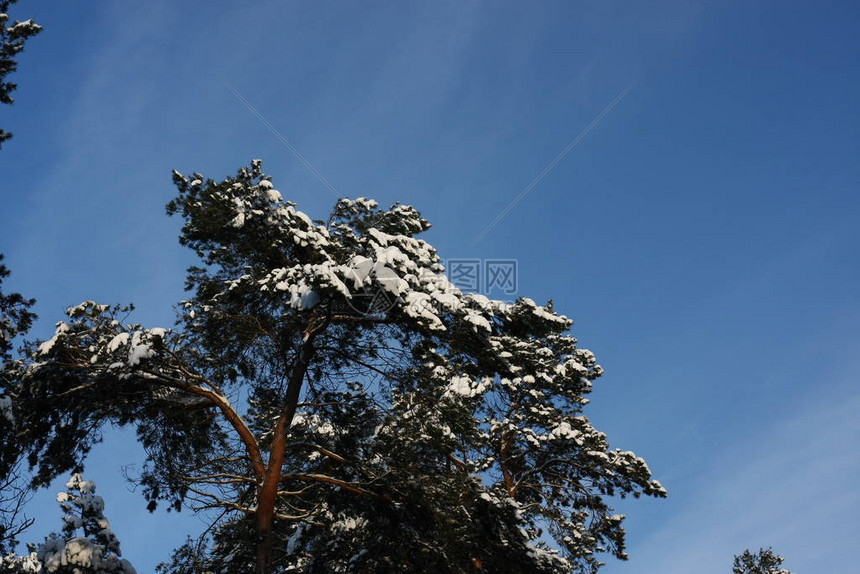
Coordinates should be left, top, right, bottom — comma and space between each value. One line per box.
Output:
0, 255, 35, 364
732, 548, 794, 574
0, 255, 36, 553
1, 474, 136, 573
0, 0, 42, 147
3, 160, 666, 573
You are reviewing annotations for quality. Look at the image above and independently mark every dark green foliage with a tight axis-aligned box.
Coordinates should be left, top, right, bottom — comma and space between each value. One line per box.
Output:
0, 255, 36, 553
0, 0, 42, 147
0, 254, 35, 362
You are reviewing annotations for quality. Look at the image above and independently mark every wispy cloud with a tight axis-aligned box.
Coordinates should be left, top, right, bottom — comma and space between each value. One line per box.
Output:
613, 386, 860, 574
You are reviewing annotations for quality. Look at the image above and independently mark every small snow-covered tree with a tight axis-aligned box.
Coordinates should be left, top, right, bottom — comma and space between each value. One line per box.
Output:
0, 0, 42, 147
1, 474, 136, 573
732, 548, 794, 574
4, 161, 665, 573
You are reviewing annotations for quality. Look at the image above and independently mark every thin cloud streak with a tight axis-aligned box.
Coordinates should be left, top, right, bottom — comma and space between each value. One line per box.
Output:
470, 82, 636, 247
225, 82, 343, 201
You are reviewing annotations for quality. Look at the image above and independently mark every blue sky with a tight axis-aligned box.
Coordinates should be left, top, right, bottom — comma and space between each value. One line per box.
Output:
2, 0, 858, 571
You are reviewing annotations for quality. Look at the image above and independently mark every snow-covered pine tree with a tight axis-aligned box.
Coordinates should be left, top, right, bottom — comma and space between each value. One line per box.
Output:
1, 474, 136, 573
3, 161, 665, 573
0, 0, 42, 147
732, 548, 794, 574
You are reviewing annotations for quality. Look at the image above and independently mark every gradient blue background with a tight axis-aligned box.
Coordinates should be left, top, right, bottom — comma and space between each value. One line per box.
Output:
1, 1, 858, 571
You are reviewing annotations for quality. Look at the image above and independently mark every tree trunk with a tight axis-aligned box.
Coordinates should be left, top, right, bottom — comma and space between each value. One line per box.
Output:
255, 325, 318, 574
254, 411, 293, 574
255, 516, 274, 574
